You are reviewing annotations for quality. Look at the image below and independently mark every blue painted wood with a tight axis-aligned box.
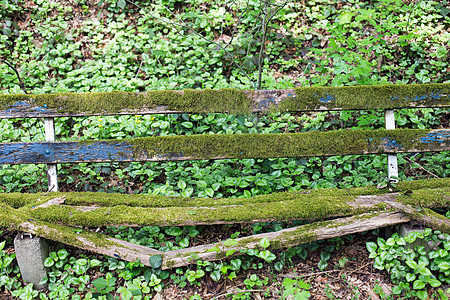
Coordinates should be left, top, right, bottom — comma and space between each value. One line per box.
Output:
0, 129, 448, 165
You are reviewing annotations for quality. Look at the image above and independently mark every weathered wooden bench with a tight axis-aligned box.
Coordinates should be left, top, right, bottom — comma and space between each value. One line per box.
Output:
0, 83, 449, 270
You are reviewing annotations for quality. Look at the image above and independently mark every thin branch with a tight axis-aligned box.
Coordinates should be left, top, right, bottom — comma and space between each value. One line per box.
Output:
212, 289, 265, 299
257, 1, 269, 90
1, 59, 29, 94
403, 155, 440, 178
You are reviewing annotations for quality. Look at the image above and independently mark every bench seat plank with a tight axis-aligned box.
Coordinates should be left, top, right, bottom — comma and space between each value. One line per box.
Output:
0, 129, 448, 164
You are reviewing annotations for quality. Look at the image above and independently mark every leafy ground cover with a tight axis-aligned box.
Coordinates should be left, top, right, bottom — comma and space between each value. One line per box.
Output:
0, 0, 449, 298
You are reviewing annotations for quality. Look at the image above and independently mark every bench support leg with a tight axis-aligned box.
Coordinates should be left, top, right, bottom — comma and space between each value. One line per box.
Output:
385, 110, 399, 183
14, 233, 49, 290
44, 117, 58, 192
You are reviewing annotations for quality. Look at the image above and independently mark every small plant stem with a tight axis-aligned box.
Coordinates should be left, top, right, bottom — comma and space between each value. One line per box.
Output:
257, 0, 269, 90
1, 59, 29, 94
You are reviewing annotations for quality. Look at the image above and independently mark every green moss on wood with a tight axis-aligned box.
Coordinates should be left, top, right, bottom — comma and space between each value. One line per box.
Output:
278, 83, 450, 111
1, 83, 448, 115
28, 186, 449, 227
29, 195, 364, 227
0, 89, 253, 114
19, 178, 449, 209
121, 129, 446, 161
0, 193, 53, 208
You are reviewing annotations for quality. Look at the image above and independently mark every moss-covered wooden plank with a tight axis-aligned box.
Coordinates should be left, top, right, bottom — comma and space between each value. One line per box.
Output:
1, 129, 448, 164
1, 178, 448, 210
385, 201, 450, 233
0, 83, 448, 118
26, 187, 449, 227
0, 204, 164, 263
0, 201, 410, 269
160, 211, 411, 268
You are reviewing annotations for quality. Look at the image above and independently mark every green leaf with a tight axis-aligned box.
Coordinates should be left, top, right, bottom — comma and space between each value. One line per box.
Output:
396, 237, 406, 246
426, 278, 441, 287
57, 249, 69, 260
377, 237, 387, 250
318, 259, 328, 271
0, 241, 5, 252
210, 270, 221, 282
179, 237, 189, 248
405, 231, 419, 243
90, 259, 102, 267
177, 180, 186, 190
405, 260, 417, 269
413, 280, 425, 290
418, 266, 432, 276
274, 261, 284, 272
406, 273, 416, 282
43, 257, 54, 267
205, 188, 214, 197
416, 290, 428, 300
119, 289, 133, 300
92, 277, 108, 290
260, 237, 270, 249
258, 250, 276, 262
223, 239, 238, 247
373, 257, 384, 270
339, 12, 354, 24
386, 237, 395, 246
207, 246, 220, 253
230, 259, 241, 270
149, 255, 163, 269
181, 121, 193, 128
117, 0, 126, 9
438, 261, 450, 270
366, 242, 377, 253
165, 227, 182, 236
320, 252, 331, 261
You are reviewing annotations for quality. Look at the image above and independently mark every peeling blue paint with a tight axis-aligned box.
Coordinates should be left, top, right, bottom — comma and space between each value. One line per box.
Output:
0, 101, 57, 118
259, 97, 277, 109
419, 130, 450, 144
318, 93, 335, 103
0, 142, 135, 164
380, 138, 403, 150
391, 92, 446, 102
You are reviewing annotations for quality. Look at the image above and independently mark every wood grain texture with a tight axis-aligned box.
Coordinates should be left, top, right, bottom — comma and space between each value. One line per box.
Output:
386, 201, 450, 233
0, 129, 448, 164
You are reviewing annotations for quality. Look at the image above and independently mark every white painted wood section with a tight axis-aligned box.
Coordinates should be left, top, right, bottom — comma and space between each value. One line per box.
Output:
44, 118, 58, 192
385, 110, 399, 182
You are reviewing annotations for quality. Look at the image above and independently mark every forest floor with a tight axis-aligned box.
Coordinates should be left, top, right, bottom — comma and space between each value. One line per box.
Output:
1, 227, 401, 300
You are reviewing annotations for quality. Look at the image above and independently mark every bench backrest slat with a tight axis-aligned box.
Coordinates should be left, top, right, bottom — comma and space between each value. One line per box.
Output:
1, 129, 448, 165
0, 84, 449, 118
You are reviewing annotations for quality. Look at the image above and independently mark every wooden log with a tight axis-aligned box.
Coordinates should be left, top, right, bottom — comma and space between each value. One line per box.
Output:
0, 84, 449, 118
160, 211, 410, 269
385, 201, 450, 233
0, 129, 449, 164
